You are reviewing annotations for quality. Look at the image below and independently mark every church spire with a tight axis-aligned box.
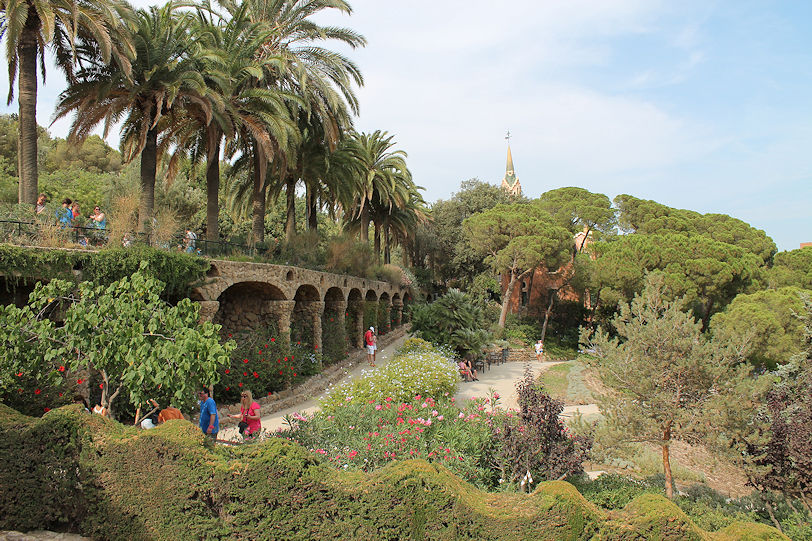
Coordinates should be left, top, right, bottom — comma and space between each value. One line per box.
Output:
500, 131, 522, 196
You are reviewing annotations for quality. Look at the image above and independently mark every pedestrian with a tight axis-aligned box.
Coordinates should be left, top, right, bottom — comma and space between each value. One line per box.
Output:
35, 193, 47, 215
229, 390, 261, 439
56, 198, 73, 228
364, 326, 376, 367
185, 228, 197, 254
534, 339, 544, 362
198, 388, 219, 443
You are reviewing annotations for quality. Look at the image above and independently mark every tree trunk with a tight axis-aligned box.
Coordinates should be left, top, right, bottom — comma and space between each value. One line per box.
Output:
662, 421, 674, 499
540, 289, 556, 342
17, 24, 40, 206
359, 205, 369, 243
499, 271, 517, 328
762, 496, 783, 532
384, 217, 391, 264
285, 177, 296, 242
205, 131, 221, 244
374, 221, 381, 263
138, 127, 158, 236
250, 147, 265, 244
306, 183, 318, 231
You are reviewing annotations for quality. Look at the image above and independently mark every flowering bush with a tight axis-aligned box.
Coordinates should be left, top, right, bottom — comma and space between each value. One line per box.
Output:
215, 324, 322, 403
283, 393, 496, 487
320, 341, 459, 410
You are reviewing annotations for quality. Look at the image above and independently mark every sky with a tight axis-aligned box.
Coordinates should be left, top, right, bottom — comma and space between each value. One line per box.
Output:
2, 0, 810, 251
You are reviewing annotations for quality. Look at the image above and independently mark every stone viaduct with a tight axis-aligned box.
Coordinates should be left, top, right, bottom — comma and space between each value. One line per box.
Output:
189, 259, 413, 350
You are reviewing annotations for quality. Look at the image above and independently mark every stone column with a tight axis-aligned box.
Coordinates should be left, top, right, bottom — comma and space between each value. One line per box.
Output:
197, 301, 220, 323
331, 299, 347, 330
267, 300, 295, 346
311, 301, 325, 353
392, 301, 403, 327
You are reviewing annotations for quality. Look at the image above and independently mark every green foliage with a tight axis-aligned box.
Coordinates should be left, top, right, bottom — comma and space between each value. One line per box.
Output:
410, 289, 491, 357
320, 341, 459, 411
710, 287, 808, 369
324, 233, 375, 277
321, 311, 348, 365
768, 247, 812, 290
0, 266, 233, 418
0, 244, 209, 298
43, 135, 122, 174
537, 187, 616, 239
582, 274, 757, 497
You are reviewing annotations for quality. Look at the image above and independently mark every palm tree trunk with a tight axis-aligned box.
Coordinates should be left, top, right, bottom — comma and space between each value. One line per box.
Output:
17, 24, 40, 206
285, 177, 296, 241
384, 218, 391, 264
373, 221, 381, 263
251, 147, 265, 244
138, 127, 158, 236
359, 205, 369, 243
306, 183, 318, 231
205, 131, 221, 244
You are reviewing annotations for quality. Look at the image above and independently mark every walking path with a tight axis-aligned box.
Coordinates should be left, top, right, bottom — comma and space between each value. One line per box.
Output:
220, 338, 600, 442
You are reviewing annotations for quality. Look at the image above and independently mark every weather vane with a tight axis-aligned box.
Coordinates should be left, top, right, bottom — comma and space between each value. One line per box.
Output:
505, 130, 511, 143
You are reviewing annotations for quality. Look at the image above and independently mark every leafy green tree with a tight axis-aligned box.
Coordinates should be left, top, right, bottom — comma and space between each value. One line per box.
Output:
43, 135, 122, 174
537, 187, 616, 252
591, 232, 762, 327
710, 287, 809, 369
429, 179, 519, 286
767, 247, 812, 290
0, 0, 134, 205
582, 274, 752, 499
615, 194, 776, 264
54, 3, 207, 233
0, 267, 233, 418
464, 202, 571, 327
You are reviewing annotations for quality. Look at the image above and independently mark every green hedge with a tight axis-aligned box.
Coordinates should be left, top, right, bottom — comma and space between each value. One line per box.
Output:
0, 404, 788, 540
0, 244, 209, 297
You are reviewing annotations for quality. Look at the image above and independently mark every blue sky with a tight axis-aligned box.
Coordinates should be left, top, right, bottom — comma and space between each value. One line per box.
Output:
2, 0, 810, 250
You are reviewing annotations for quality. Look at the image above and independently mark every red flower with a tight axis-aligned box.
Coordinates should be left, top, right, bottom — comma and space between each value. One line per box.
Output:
238, 382, 243, 388
314, 345, 318, 349
99, 384, 104, 389
271, 338, 275, 342
253, 372, 258, 378
77, 379, 84, 384
267, 391, 272, 396
264, 344, 269, 348
44, 407, 51, 413
329, 318, 333, 321
279, 370, 283, 375
225, 369, 230, 374
296, 341, 300, 345
58, 392, 63, 397
228, 333, 233, 338
34, 389, 41, 395
284, 357, 288, 362
58, 366, 65, 372
15, 372, 22, 377
243, 359, 248, 364
243, 372, 248, 376
293, 373, 297, 377
225, 386, 230, 391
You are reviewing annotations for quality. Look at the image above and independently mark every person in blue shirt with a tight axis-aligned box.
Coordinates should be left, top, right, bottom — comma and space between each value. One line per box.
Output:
198, 388, 219, 441
55, 198, 73, 228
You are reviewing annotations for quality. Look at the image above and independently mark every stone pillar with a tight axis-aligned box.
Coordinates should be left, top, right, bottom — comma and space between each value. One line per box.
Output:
331, 299, 347, 330
197, 301, 220, 323
392, 301, 403, 327
267, 300, 295, 346
311, 301, 325, 352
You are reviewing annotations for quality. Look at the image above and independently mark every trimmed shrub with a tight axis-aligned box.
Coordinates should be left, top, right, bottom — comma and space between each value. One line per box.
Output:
0, 404, 786, 540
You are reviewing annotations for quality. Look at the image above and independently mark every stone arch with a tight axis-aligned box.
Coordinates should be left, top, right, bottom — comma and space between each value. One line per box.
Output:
322, 287, 347, 364
213, 281, 287, 334
391, 293, 403, 328
291, 284, 322, 352
363, 290, 379, 332
346, 288, 364, 348
378, 292, 391, 335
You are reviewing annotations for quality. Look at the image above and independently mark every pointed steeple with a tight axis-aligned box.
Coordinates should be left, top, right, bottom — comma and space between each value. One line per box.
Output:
500, 138, 522, 196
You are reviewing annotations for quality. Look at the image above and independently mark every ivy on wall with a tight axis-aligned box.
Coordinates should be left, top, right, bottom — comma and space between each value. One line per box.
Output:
0, 245, 209, 297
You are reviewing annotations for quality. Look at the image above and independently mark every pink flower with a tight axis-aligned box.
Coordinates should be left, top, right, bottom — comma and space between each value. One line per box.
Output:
375, 404, 383, 410
437, 415, 444, 421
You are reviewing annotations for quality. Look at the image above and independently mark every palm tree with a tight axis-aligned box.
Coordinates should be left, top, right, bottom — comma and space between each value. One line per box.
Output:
1, 0, 134, 205
54, 3, 208, 233
223, 0, 365, 244
345, 130, 412, 246
167, 1, 296, 244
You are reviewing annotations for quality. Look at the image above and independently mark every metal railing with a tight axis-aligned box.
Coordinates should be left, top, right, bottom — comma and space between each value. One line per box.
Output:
0, 219, 257, 259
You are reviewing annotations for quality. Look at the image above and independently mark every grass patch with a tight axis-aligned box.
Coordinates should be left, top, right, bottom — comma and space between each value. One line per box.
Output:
540, 360, 595, 405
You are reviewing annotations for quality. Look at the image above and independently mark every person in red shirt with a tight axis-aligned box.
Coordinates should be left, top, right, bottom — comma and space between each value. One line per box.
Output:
230, 390, 261, 439
364, 326, 377, 367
